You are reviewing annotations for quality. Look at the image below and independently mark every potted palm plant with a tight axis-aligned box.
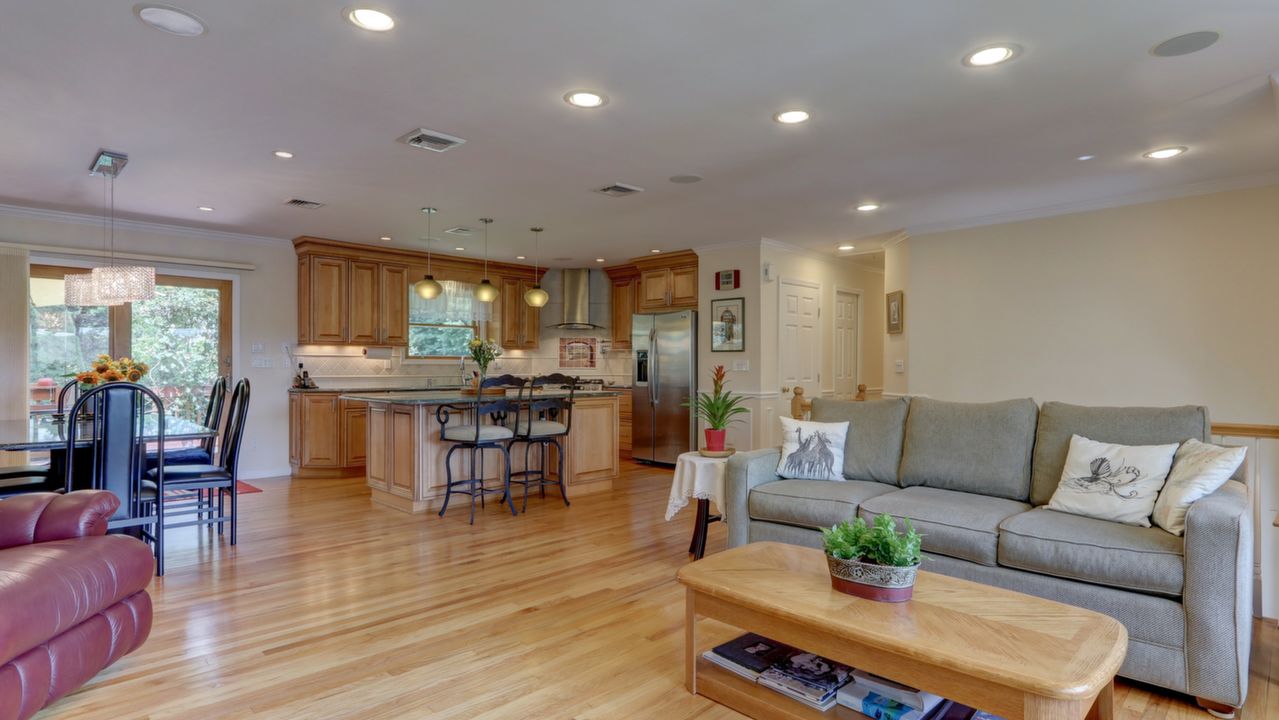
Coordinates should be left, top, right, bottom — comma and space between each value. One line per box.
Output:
822, 514, 923, 602
684, 365, 747, 454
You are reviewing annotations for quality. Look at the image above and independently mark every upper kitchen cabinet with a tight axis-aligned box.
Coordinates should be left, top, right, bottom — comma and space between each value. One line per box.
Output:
606, 250, 698, 319
299, 255, 348, 344
603, 266, 639, 350
499, 276, 541, 350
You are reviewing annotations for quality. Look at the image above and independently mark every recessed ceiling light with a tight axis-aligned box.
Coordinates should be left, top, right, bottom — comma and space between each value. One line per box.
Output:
379, 236, 391, 241
1151, 31, 1220, 58
1076, 155, 1096, 161
963, 44, 1021, 67
564, 91, 608, 108
273, 150, 294, 159
197, 206, 214, 212
516, 255, 526, 260
669, 174, 703, 184
1143, 146, 1187, 160
838, 244, 855, 251
856, 203, 880, 212
774, 110, 810, 124
134, 4, 206, 37
346, 8, 394, 32
595, 258, 606, 263
650, 249, 661, 254
455, 247, 466, 251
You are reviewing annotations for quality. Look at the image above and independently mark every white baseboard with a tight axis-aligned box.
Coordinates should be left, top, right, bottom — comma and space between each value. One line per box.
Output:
239, 466, 293, 481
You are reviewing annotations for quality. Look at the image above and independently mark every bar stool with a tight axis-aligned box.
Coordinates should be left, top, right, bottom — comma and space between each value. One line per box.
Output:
436, 374, 524, 524
510, 374, 576, 512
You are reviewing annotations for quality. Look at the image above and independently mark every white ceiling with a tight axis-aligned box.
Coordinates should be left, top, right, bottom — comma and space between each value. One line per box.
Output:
2, 1, 1278, 264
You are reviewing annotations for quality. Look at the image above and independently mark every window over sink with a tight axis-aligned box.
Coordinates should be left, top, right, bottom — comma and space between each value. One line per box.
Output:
407, 280, 488, 358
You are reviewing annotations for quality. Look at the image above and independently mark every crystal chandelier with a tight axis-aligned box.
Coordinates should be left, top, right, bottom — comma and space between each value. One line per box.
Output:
66, 150, 155, 306
523, 227, 549, 308
473, 217, 499, 303
414, 206, 443, 300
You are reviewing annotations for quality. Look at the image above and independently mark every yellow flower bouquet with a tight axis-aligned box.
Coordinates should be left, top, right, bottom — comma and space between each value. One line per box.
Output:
72, 354, 150, 389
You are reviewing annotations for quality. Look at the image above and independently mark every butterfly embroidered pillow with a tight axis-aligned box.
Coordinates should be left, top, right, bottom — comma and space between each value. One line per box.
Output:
776, 417, 848, 481
1046, 434, 1179, 527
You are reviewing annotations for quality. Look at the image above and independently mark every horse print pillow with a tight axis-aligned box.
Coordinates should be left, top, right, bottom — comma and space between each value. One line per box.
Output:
1047, 434, 1179, 527
777, 417, 848, 482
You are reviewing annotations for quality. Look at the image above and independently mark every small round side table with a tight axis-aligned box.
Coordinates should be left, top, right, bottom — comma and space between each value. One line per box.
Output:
666, 451, 729, 560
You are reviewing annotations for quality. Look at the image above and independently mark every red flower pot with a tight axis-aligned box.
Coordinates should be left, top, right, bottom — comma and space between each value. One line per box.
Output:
704, 428, 726, 452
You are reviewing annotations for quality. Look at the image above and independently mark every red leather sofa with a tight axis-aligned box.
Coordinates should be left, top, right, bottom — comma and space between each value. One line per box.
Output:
0, 492, 154, 719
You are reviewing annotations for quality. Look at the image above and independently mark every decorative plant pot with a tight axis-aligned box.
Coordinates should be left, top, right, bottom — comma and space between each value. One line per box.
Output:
825, 555, 919, 602
703, 428, 727, 452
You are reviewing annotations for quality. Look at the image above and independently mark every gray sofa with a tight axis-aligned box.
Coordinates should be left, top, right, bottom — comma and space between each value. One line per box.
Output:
725, 397, 1252, 712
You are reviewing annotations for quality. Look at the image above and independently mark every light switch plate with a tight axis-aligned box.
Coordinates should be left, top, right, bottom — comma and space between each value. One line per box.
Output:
252, 357, 273, 369
895, 359, 905, 374
733, 360, 749, 372
251, 343, 265, 353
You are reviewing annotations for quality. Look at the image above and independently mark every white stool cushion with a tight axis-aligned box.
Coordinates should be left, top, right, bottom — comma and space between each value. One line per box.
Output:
519, 419, 568, 437
443, 425, 514, 442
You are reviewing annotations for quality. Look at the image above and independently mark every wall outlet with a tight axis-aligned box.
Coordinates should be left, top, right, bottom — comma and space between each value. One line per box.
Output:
252, 357, 273, 369
732, 360, 750, 372
251, 343, 265, 353
894, 359, 906, 374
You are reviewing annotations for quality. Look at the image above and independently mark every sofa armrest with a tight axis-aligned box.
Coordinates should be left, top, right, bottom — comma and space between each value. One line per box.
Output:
0, 491, 119, 550
1183, 480, 1252, 707
725, 448, 781, 548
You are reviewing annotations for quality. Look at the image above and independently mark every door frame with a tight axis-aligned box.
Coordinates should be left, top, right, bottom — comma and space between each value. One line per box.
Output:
834, 285, 865, 393
776, 276, 822, 397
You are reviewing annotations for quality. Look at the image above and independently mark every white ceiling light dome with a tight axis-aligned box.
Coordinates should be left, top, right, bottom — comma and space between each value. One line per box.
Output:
346, 8, 395, 32
1143, 146, 1187, 160
564, 90, 608, 108
963, 44, 1022, 67
774, 110, 810, 124
133, 4, 206, 37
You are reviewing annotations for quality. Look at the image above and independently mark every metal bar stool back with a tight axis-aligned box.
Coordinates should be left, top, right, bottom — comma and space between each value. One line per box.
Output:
435, 374, 524, 524
510, 373, 577, 511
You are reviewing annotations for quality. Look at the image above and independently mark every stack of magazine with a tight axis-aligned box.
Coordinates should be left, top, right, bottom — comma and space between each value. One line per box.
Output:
703, 633, 1005, 719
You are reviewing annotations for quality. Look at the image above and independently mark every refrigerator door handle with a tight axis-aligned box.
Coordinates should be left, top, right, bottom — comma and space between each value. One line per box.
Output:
649, 327, 658, 405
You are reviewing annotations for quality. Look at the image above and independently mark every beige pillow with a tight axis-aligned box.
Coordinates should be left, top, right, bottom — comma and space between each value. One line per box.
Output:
1151, 439, 1246, 536
1047, 434, 1178, 527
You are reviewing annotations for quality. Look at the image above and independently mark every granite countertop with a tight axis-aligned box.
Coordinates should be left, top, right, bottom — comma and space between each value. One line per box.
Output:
339, 389, 622, 405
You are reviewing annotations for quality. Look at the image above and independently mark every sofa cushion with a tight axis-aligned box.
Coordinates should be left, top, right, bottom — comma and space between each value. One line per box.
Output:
998, 508, 1184, 597
859, 487, 1030, 566
748, 480, 895, 530
810, 397, 910, 484
898, 397, 1039, 501
1030, 402, 1210, 506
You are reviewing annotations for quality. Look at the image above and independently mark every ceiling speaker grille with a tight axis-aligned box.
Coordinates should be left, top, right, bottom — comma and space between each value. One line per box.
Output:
284, 198, 325, 209
444, 226, 473, 236
595, 182, 645, 197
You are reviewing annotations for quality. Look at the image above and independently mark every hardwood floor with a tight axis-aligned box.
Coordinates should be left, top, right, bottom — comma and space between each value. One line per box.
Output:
41, 463, 1278, 719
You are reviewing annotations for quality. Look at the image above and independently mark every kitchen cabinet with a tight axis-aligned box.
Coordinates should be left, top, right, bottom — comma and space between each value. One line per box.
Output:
618, 389, 632, 456
296, 253, 410, 347
348, 261, 380, 345
606, 250, 698, 317
499, 277, 541, 350
609, 276, 637, 350
289, 390, 367, 478
303, 255, 348, 344
380, 264, 409, 346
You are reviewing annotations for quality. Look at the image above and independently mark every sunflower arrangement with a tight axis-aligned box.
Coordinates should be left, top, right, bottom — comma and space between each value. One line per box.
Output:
72, 355, 150, 389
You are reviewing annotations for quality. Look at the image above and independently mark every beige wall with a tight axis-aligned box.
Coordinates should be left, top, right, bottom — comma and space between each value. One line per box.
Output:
907, 183, 1279, 424
696, 244, 765, 451
0, 210, 297, 478
883, 237, 910, 396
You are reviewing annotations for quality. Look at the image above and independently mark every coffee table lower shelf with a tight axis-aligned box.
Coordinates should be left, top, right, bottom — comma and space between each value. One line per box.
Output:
696, 658, 870, 720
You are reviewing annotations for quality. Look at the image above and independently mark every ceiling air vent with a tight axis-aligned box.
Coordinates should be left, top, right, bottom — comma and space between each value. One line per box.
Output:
396, 127, 467, 153
444, 226, 473, 236
594, 182, 645, 197
284, 198, 325, 209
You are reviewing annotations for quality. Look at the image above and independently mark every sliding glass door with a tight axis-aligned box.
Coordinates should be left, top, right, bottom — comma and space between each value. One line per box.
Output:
29, 266, 232, 421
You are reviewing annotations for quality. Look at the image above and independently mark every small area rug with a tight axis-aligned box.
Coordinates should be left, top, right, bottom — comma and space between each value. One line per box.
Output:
236, 481, 262, 494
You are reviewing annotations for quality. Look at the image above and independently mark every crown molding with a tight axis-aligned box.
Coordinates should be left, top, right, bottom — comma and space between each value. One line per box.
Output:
907, 171, 1279, 237
692, 239, 766, 254
0, 202, 289, 247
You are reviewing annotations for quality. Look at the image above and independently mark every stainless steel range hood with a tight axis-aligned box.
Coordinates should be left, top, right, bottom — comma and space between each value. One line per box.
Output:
553, 268, 604, 329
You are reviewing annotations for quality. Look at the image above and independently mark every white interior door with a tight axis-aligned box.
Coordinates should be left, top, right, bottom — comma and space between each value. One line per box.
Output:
779, 279, 821, 404
833, 290, 858, 399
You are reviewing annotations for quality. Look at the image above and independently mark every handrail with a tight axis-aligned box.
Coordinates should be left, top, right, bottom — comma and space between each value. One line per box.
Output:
1212, 423, 1279, 439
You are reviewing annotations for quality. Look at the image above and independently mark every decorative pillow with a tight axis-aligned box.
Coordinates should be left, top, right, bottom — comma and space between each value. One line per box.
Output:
1151, 439, 1247, 536
777, 417, 849, 481
1046, 434, 1178, 527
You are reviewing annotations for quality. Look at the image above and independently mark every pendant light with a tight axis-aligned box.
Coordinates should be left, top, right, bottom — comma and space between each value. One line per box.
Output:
473, 217, 499, 302
413, 207, 443, 300
523, 227, 549, 308
80, 150, 155, 305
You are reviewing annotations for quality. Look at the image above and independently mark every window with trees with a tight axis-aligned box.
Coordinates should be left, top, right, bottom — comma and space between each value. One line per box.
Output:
407, 280, 483, 358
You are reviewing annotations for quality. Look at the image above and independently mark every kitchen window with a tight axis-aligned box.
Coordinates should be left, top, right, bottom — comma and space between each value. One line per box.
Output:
407, 280, 487, 358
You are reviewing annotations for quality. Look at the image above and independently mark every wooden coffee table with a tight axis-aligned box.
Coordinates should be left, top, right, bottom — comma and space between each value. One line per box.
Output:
677, 542, 1127, 720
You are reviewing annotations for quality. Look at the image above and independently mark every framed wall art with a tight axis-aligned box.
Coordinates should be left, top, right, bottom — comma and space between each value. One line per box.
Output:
711, 297, 745, 352
886, 290, 904, 334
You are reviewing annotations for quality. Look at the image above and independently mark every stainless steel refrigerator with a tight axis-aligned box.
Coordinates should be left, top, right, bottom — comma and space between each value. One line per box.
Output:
632, 310, 697, 464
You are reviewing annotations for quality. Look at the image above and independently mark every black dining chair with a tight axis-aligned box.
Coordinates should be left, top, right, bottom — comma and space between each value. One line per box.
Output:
64, 382, 166, 575
510, 374, 576, 511
436, 374, 524, 524
0, 380, 83, 496
146, 376, 227, 471
147, 378, 250, 546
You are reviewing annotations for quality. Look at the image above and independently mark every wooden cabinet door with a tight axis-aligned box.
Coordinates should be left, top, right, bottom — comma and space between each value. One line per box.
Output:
348, 261, 380, 345
309, 256, 348, 343
296, 258, 312, 344
388, 406, 417, 498
669, 264, 698, 307
610, 278, 636, 349
638, 268, 671, 311
380, 264, 409, 346
519, 279, 540, 349
341, 401, 368, 467
366, 404, 388, 490
570, 398, 619, 482
300, 394, 342, 467
499, 278, 523, 349
288, 393, 302, 465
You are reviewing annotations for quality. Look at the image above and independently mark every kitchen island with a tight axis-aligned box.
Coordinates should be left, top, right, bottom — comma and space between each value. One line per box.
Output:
341, 390, 621, 514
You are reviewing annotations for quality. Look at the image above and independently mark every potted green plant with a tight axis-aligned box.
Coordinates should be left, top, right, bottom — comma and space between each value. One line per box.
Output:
684, 365, 748, 453
822, 514, 923, 602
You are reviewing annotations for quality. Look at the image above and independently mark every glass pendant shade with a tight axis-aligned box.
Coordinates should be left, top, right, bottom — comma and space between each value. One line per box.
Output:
414, 275, 443, 299
91, 265, 156, 305
523, 285, 549, 307
474, 278, 499, 303
63, 273, 99, 306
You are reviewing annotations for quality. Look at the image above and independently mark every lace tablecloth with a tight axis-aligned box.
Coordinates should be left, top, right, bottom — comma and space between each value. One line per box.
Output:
665, 452, 729, 522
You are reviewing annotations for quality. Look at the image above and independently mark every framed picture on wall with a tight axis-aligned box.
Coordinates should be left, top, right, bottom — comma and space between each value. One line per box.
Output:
711, 297, 745, 352
886, 290, 904, 334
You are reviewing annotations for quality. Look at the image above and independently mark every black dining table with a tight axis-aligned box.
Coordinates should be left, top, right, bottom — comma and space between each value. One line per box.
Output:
0, 413, 217, 492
